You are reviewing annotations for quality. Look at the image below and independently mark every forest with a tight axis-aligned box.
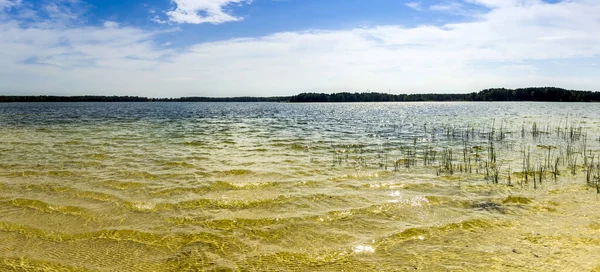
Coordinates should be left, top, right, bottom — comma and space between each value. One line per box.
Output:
0, 95, 288, 103
1, 87, 599, 103
288, 87, 600, 102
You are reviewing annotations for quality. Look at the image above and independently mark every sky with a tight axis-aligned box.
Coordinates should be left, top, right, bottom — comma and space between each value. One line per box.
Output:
0, 0, 599, 97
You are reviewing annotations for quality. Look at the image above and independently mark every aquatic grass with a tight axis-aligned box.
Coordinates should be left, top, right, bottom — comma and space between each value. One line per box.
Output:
507, 166, 512, 186
319, 117, 600, 192
585, 156, 600, 193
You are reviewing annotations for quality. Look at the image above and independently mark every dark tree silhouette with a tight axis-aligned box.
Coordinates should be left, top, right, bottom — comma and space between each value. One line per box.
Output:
288, 87, 600, 102
1, 87, 599, 103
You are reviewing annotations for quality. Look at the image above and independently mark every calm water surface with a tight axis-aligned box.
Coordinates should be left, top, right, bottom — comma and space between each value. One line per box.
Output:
1, 102, 600, 271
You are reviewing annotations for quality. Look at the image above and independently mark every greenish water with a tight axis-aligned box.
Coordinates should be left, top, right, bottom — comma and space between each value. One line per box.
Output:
1, 102, 600, 271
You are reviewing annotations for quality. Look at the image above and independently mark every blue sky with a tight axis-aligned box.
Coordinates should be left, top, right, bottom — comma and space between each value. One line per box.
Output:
0, 0, 599, 97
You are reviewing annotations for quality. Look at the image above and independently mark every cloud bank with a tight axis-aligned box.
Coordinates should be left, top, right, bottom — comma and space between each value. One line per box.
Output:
0, 0, 599, 97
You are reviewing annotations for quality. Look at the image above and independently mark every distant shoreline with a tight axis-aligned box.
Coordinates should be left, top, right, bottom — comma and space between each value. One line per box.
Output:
1, 87, 599, 103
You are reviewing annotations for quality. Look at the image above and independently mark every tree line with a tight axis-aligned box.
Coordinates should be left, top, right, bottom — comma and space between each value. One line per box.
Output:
0, 95, 288, 103
288, 87, 600, 102
1, 87, 599, 103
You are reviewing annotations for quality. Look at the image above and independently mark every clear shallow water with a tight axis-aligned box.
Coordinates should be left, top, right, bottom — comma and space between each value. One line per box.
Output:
1, 102, 600, 271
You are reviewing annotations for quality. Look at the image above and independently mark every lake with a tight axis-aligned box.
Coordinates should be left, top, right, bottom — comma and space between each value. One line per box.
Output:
1, 102, 599, 271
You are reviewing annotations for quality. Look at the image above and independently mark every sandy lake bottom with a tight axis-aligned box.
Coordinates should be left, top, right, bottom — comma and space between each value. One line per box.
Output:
1, 102, 600, 271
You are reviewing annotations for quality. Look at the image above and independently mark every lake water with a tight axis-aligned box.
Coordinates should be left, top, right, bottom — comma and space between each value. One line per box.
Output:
1, 102, 600, 271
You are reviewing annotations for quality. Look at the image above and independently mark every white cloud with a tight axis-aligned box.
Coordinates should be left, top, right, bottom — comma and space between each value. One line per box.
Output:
1, 0, 600, 96
430, 2, 471, 15
430, 2, 463, 11
151, 15, 168, 24
42, 0, 88, 24
464, 0, 540, 8
0, 0, 19, 10
405, 2, 422, 11
166, 0, 252, 24
103, 21, 119, 28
